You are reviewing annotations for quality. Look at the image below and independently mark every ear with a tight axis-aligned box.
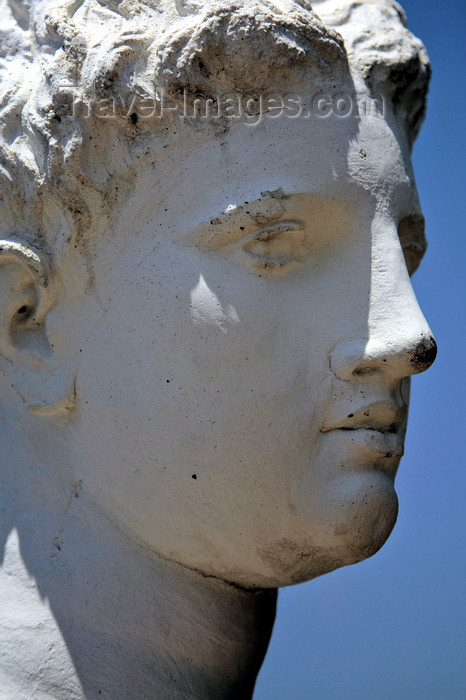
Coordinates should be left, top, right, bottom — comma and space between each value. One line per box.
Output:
0, 240, 75, 415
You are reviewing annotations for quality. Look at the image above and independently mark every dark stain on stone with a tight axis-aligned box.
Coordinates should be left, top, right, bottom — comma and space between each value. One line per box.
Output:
410, 335, 437, 372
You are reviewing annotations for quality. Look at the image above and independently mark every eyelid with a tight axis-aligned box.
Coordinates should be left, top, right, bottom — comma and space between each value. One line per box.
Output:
238, 220, 304, 249
185, 198, 289, 251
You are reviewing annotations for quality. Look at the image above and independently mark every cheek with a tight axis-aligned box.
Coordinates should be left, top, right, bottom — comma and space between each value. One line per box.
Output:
129, 250, 339, 441
105, 266, 319, 473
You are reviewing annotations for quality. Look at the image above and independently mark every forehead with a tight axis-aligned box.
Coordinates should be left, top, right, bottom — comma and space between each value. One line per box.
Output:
128, 109, 418, 240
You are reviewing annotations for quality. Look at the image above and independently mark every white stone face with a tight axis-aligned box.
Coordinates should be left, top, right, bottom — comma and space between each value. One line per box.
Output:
0, 0, 436, 694
65, 101, 433, 587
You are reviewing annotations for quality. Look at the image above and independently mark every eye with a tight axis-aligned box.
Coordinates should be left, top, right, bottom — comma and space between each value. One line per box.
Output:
239, 221, 308, 274
398, 214, 427, 276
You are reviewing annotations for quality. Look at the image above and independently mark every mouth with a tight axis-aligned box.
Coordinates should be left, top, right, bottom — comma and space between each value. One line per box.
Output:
321, 402, 407, 433
320, 402, 407, 466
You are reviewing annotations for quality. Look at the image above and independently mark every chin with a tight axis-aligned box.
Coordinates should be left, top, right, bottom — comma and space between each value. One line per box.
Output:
326, 474, 399, 571
251, 471, 399, 588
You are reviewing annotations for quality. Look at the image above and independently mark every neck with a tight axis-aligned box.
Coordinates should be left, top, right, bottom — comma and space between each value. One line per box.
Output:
0, 427, 276, 698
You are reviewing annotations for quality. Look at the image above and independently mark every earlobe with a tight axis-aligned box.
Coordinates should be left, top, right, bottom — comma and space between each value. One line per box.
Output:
0, 240, 76, 415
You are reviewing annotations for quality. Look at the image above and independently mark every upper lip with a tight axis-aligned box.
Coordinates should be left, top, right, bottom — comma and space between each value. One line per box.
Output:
320, 402, 407, 434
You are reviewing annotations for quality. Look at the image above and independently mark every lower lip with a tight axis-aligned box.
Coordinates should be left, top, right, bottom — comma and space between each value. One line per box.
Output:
323, 428, 405, 460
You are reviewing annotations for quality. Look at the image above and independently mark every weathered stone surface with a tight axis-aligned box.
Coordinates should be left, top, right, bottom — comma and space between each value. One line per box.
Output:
0, 1, 435, 696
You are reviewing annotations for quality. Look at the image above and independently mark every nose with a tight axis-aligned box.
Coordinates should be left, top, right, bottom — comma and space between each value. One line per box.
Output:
329, 230, 437, 381
330, 333, 437, 381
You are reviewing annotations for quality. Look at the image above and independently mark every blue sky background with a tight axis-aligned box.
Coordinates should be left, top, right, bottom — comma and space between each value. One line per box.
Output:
255, 1, 466, 698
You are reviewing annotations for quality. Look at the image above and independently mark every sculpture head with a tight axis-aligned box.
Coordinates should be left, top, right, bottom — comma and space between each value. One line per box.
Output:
0, 0, 435, 588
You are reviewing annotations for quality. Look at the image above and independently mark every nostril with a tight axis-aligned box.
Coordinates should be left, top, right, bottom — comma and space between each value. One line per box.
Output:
409, 335, 437, 373
353, 366, 374, 376
329, 339, 382, 380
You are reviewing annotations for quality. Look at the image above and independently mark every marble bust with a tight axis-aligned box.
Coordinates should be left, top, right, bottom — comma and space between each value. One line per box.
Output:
0, 0, 436, 697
